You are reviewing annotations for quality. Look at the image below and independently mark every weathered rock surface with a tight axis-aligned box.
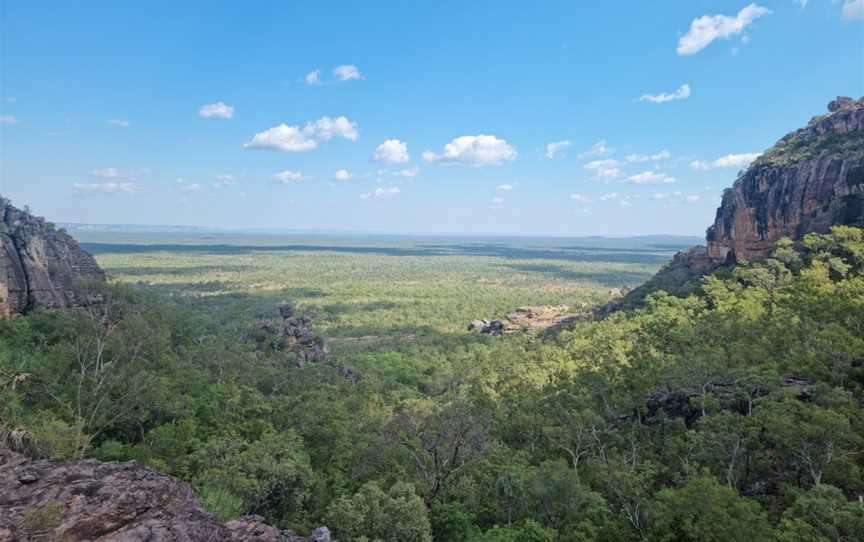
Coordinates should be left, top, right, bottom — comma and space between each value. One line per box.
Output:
0, 197, 104, 316
468, 305, 581, 335
707, 96, 864, 263
251, 303, 329, 366
618, 97, 864, 309
0, 446, 326, 541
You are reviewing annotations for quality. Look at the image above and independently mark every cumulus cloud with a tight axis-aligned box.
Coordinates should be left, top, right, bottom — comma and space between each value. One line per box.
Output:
333, 64, 362, 81
213, 174, 238, 187
497, 183, 514, 191
584, 159, 621, 180
570, 194, 592, 203
177, 179, 204, 194
334, 169, 352, 181
690, 152, 761, 171
73, 182, 137, 195
843, 0, 864, 19
198, 101, 235, 119
599, 192, 638, 206
361, 186, 400, 200
244, 116, 359, 153
577, 140, 612, 159
91, 167, 122, 178
0, 115, 19, 124
627, 171, 676, 184
423, 135, 516, 167
274, 170, 304, 183
373, 139, 410, 164
677, 4, 771, 55
491, 196, 504, 205
107, 118, 130, 127
639, 84, 691, 104
305, 69, 321, 85
393, 166, 419, 178
625, 150, 671, 162
545, 140, 572, 159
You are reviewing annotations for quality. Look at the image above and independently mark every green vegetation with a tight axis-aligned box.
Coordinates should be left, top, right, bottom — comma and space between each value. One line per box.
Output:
2, 229, 864, 540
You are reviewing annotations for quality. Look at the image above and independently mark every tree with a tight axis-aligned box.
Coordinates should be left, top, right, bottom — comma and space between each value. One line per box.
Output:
326, 481, 432, 542
649, 476, 773, 542
777, 484, 864, 542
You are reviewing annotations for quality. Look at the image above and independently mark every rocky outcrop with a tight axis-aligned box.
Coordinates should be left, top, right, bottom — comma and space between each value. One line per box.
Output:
707, 96, 864, 263
0, 446, 328, 541
0, 197, 104, 316
617, 97, 864, 309
468, 305, 584, 335
251, 303, 329, 366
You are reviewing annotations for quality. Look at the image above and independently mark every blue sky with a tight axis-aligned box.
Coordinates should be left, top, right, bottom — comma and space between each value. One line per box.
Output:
1, 1, 862, 236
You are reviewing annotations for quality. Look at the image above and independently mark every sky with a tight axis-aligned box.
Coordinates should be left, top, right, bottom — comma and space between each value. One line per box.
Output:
1, 0, 862, 236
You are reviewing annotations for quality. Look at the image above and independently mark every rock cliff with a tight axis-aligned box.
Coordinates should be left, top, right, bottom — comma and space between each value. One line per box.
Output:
620, 96, 864, 307
707, 96, 864, 263
0, 198, 105, 316
0, 446, 330, 541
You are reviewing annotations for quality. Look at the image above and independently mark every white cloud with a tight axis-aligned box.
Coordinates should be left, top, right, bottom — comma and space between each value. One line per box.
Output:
677, 4, 771, 55
373, 139, 410, 164
423, 135, 516, 167
361, 186, 400, 200
393, 166, 419, 178
213, 174, 237, 187
599, 192, 638, 206
584, 159, 621, 179
491, 196, 504, 204
73, 182, 137, 195
545, 140, 572, 159
91, 167, 122, 178
334, 169, 352, 181
177, 179, 203, 194
843, 0, 864, 19
198, 101, 235, 119
0, 115, 19, 124
625, 149, 671, 162
639, 84, 691, 104
497, 183, 514, 191
577, 140, 611, 159
107, 118, 130, 127
305, 69, 321, 85
570, 194, 592, 203
333, 64, 362, 81
274, 170, 304, 183
627, 171, 676, 184
690, 152, 761, 171
244, 116, 359, 152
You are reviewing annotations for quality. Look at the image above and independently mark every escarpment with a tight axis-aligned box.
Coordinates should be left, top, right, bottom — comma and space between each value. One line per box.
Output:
0, 198, 105, 316
620, 96, 864, 307
706, 96, 864, 263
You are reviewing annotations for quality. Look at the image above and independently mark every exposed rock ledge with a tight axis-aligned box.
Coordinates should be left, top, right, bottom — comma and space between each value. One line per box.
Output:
0, 446, 330, 541
1, 197, 105, 316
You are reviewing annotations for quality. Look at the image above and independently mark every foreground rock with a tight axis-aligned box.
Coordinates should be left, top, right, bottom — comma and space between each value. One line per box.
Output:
619, 96, 864, 308
0, 197, 105, 316
0, 446, 328, 541
251, 303, 329, 366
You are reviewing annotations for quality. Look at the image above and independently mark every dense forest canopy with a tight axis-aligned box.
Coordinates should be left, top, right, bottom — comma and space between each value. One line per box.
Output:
2, 227, 864, 541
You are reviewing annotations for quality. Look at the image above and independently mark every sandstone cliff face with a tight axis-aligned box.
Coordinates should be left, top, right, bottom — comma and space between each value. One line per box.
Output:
0, 198, 105, 316
0, 446, 330, 541
706, 96, 864, 263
